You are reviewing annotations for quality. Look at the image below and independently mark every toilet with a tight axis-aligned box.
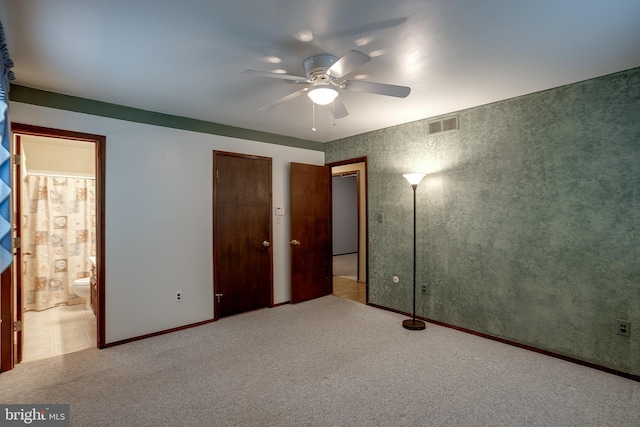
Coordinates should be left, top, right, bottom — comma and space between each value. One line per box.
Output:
72, 277, 91, 310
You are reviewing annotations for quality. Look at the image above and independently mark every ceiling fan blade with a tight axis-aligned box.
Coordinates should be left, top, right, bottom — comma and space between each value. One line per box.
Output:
258, 88, 309, 111
331, 98, 349, 119
326, 50, 371, 79
241, 69, 308, 82
343, 80, 411, 98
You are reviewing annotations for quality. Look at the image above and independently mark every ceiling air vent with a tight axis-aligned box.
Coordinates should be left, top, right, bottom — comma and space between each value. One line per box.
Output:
427, 115, 458, 135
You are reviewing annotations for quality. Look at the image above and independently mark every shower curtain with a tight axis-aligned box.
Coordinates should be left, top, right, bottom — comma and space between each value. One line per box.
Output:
22, 174, 96, 311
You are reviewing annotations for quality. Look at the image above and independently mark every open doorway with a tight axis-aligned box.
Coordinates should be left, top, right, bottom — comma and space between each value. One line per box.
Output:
0, 123, 105, 371
329, 158, 367, 304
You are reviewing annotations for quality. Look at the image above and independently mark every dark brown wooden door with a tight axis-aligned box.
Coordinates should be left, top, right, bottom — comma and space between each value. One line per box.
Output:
290, 163, 332, 304
214, 152, 272, 318
0, 268, 12, 372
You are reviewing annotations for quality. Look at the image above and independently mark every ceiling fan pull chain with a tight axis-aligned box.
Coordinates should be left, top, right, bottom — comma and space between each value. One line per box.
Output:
311, 101, 317, 132
332, 99, 336, 127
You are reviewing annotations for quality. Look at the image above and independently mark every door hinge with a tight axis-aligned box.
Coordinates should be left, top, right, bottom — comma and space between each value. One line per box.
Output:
216, 170, 219, 179
215, 293, 223, 303
13, 154, 20, 165
13, 237, 20, 250
14, 320, 22, 332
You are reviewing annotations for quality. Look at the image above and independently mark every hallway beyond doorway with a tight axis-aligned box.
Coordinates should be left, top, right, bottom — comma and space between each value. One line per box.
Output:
333, 253, 357, 280
333, 250, 365, 304
333, 276, 365, 305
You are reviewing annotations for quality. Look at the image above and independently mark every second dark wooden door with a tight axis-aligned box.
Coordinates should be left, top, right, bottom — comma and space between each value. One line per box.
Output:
290, 162, 332, 304
214, 152, 272, 318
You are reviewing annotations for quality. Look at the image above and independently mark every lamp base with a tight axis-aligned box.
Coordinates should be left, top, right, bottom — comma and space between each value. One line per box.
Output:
402, 319, 426, 330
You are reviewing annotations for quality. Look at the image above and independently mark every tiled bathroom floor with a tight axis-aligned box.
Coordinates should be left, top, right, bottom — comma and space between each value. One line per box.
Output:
22, 304, 96, 362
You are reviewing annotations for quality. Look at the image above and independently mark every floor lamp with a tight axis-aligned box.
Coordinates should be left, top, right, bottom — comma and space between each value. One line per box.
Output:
402, 173, 426, 331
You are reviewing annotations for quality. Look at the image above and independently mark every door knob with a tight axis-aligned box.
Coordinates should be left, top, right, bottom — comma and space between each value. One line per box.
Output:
23, 251, 32, 256
290, 239, 300, 246
263, 241, 271, 247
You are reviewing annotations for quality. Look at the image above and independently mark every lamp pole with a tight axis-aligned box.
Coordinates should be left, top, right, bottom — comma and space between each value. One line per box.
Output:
402, 174, 426, 331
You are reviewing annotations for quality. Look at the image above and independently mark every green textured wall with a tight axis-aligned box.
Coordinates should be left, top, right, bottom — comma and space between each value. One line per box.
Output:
325, 68, 640, 375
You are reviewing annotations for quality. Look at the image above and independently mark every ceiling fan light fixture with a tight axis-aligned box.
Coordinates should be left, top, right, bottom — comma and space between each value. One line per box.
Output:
308, 86, 338, 105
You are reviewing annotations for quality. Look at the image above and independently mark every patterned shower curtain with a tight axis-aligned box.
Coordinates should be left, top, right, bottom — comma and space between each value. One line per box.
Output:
22, 175, 96, 311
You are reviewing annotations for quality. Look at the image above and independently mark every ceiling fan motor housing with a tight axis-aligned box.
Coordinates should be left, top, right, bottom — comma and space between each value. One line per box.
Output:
304, 54, 338, 84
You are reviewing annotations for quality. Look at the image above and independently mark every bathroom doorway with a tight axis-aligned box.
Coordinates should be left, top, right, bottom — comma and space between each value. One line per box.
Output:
7, 123, 105, 366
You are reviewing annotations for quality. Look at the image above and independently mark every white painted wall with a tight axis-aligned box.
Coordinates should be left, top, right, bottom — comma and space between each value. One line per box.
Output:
10, 102, 325, 344
332, 175, 358, 255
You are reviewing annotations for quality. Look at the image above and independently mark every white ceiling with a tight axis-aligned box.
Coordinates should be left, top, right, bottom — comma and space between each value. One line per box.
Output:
2, 0, 640, 143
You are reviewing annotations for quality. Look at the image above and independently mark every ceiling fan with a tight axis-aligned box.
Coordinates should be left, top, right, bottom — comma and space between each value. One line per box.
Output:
241, 50, 411, 119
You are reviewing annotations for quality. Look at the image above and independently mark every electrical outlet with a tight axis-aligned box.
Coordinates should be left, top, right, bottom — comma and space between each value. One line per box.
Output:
421, 284, 427, 295
616, 319, 631, 337
175, 291, 183, 303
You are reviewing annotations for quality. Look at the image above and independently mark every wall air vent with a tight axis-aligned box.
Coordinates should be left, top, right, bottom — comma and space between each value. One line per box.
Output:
427, 115, 458, 135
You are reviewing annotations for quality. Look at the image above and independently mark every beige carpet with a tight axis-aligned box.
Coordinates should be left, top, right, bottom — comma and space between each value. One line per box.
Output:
1, 296, 639, 426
